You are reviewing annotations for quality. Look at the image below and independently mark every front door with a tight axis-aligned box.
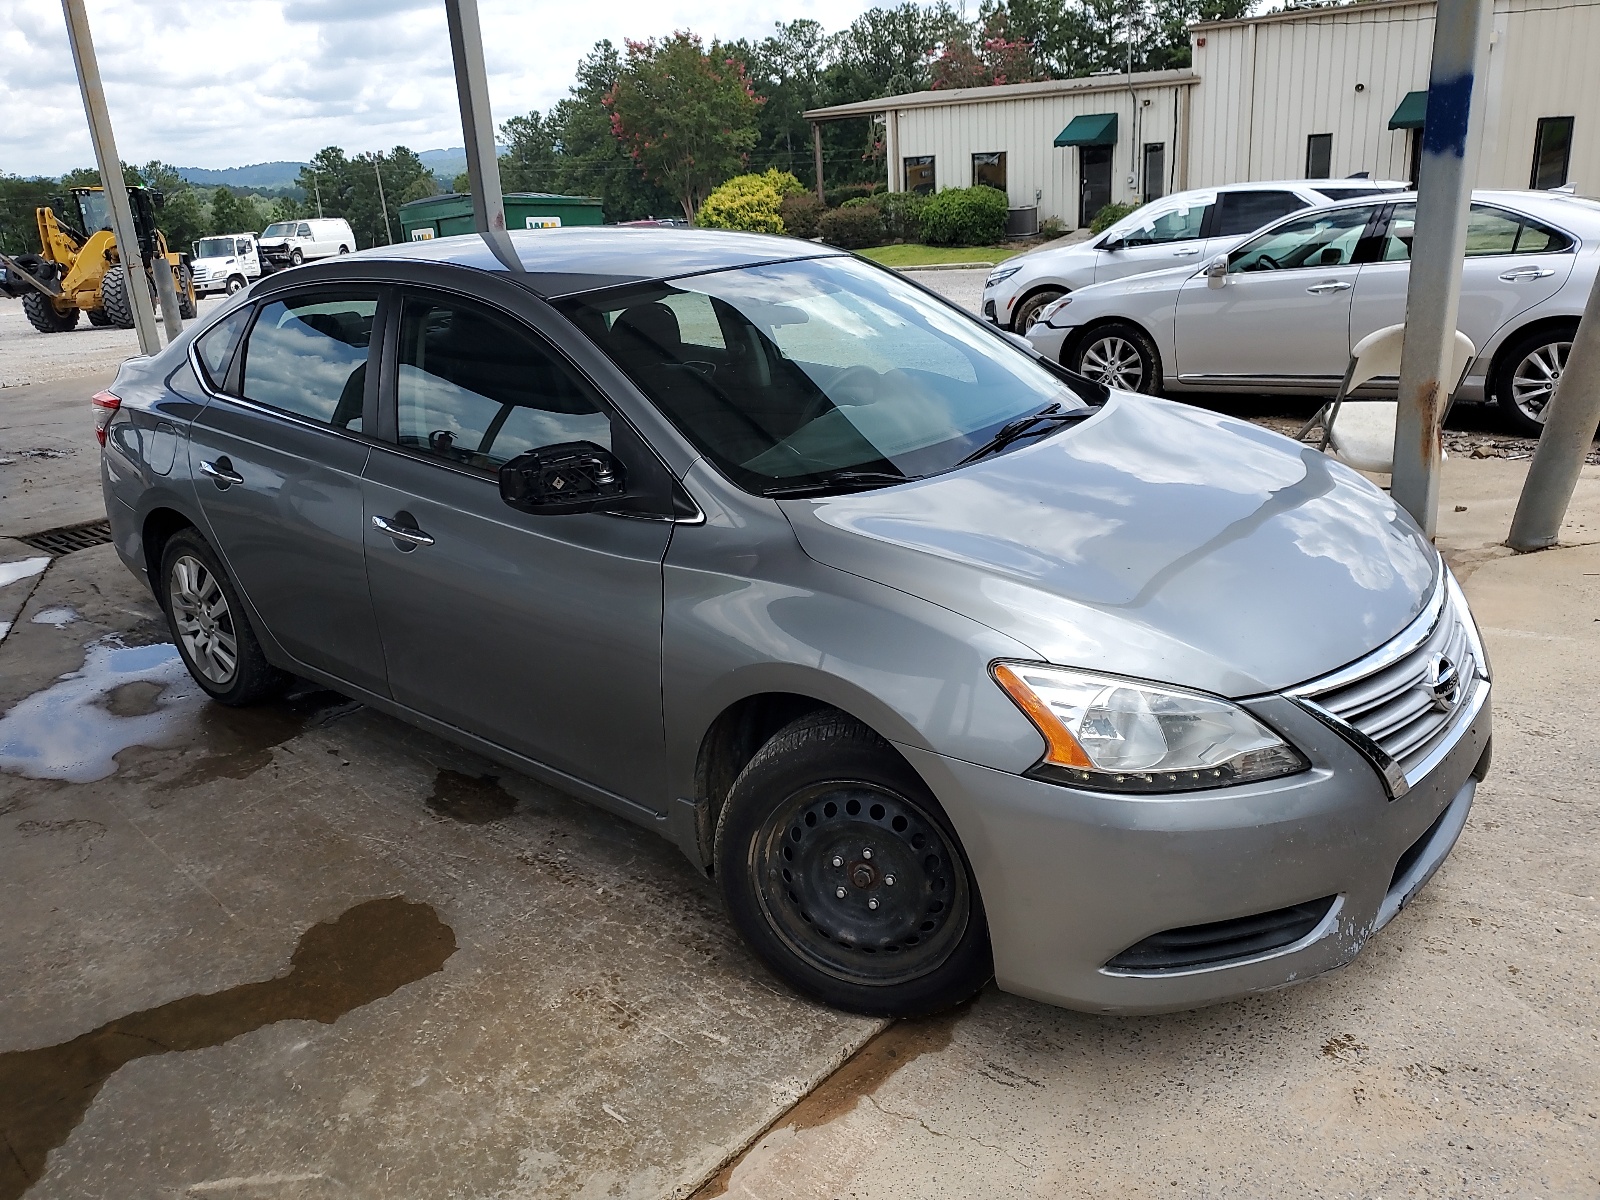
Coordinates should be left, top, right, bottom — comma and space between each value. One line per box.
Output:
361, 289, 673, 812
1079, 145, 1112, 229
1174, 203, 1381, 386
187, 288, 389, 694
1093, 193, 1216, 284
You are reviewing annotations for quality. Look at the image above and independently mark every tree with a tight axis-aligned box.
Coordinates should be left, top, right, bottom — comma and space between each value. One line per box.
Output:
726, 20, 834, 187
930, 9, 1044, 89
547, 42, 678, 221
399, 175, 438, 205
208, 186, 253, 234
603, 32, 762, 221
499, 111, 560, 192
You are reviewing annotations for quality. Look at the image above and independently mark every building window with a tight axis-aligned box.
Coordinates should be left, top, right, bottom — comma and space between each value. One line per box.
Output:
1530, 117, 1574, 190
904, 156, 935, 195
1306, 133, 1333, 179
1142, 143, 1166, 203
972, 152, 1006, 193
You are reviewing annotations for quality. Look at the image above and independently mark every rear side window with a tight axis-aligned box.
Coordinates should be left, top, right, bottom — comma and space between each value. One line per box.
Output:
194, 306, 252, 392
240, 293, 377, 429
1377, 203, 1573, 261
1214, 190, 1306, 237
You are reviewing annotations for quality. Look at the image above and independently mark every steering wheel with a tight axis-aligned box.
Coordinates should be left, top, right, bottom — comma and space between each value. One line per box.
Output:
1253, 254, 1282, 271
797, 364, 881, 427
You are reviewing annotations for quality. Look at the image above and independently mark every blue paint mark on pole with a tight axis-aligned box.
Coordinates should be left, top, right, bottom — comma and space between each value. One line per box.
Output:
1422, 71, 1474, 157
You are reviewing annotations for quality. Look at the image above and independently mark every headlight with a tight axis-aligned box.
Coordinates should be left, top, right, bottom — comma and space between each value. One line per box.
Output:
1038, 295, 1072, 325
992, 662, 1308, 793
985, 265, 1022, 288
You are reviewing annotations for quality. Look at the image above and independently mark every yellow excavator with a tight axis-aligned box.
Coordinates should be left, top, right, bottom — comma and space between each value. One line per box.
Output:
0, 185, 196, 333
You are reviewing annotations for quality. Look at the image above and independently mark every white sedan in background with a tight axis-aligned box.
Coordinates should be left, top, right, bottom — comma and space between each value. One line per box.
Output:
983, 178, 1408, 333
1025, 190, 1600, 436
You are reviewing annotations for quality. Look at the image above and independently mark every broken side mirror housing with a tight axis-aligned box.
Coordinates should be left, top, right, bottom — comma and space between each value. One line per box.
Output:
499, 441, 628, 515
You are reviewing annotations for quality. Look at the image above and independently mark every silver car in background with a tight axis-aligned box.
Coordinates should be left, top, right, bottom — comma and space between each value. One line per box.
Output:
100, 229, 1490, 1018
1026, 189, 1600, 436
983, 178, 1408, 332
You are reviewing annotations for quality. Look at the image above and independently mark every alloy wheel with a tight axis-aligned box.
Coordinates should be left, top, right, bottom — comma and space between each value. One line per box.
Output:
752, 781, 971, 987
1079, 335, 1146, 390
1510, 339, 1570, 425
169, 554, 239, 684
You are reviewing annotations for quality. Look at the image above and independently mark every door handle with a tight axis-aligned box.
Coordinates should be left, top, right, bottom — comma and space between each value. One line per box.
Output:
199, 458, 244, 487
1499, 266, 1555, 282
372, 514, 435, 547
1306, 280, 1353, 294
1171, 247, 1202, 257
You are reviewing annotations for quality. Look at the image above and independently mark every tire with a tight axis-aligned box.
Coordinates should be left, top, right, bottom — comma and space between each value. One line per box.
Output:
21, 292, 79, 333
715, 711, 992, 1017
159, 529, 289, 706
1069, 320, 1163, 394
176, 264, 198, 319
1493, 325, 1574, 437
86, 307, 113, 327
226, 275, 246, 295
100, 265, 136, 329
289, 248, 304, 267
1012, 287, 1065, 333
338, 245, 350, 254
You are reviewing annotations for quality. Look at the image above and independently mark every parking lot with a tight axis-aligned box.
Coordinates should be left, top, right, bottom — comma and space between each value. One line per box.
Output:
2, 286, 1598, 1199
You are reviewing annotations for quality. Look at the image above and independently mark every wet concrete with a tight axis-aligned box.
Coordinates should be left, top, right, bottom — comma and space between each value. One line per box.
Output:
0, 897, 454, 1200
426, 769, 519, 824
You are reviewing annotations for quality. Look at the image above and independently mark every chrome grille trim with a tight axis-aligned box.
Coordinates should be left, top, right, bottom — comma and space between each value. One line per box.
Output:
1288, 571, 1488, 799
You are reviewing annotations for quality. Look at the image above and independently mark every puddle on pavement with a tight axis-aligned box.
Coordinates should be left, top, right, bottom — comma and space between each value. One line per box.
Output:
691, 1008, 963, 1198
0, 558, 49, 591
0, 896, 455, 1200
427, 768, 518, 824
165, 686, 363, 788
29, 606, 78, 629
0, 640, 205, 782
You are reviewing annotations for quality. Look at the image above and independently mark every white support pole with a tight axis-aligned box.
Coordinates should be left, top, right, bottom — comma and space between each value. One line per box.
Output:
1390, 0, 1494, 536
61, 0, 161, 354
1507, 271, 1600, 550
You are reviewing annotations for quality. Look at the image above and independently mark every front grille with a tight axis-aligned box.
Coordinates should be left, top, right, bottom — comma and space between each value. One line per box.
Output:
1105, 896, 1337, 973
18, 519, 114, 556
1296, 589, 1478, 779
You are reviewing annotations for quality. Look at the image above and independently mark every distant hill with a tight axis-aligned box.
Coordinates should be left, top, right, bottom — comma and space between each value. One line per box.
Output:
417, 146, 508, 184
176, 162, 308, 189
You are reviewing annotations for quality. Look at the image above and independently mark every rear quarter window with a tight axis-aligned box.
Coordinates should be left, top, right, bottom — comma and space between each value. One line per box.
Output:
194, 307, 253, 392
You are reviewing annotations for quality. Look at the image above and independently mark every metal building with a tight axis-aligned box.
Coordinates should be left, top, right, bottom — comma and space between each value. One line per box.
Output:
805, 0, 1600, 228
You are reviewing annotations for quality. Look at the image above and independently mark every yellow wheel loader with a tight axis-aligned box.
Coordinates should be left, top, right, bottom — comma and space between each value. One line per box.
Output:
0, 186, 196, 333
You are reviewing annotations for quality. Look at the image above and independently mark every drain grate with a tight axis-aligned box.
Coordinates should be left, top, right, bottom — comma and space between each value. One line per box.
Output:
16, 519, 114, 557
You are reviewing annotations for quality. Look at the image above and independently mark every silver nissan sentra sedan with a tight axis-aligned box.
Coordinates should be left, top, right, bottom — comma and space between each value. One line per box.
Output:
97, 229, 1491, 1017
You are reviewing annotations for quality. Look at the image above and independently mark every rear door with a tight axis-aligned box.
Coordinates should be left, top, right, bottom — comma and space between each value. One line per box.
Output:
187, 287, 389, 694
360, 288, 675, 812
1207, 188, 1310, 247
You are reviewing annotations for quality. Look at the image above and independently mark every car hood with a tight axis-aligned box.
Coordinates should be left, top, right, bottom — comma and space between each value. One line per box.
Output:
779, 394, 1438, 697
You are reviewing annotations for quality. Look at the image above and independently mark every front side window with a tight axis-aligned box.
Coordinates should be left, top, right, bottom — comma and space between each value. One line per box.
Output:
1214, 190, 1305, 237
904, 156, 935, 195
973, 152, 1007, 192
1229, 205, 1376, 273
394, 295, 610, 472
240, 293, 377, 429
560, 255, 1091, 496
1115, 198, 1212, 247
1531, 117, 1574, 190
1377, 202, 1573, 261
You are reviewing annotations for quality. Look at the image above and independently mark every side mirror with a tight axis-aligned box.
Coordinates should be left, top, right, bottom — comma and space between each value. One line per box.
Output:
1203, 254, 1230, 284
499, 441, 627, 514
1101, 237, 1124, 253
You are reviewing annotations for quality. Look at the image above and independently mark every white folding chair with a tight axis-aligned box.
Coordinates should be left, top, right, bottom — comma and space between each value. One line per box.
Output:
1298, 324, 1476, 473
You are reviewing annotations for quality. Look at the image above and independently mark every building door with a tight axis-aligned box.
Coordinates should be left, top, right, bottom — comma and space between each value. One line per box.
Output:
1079, 145, 1112, 228
1143, 143, 1166, 203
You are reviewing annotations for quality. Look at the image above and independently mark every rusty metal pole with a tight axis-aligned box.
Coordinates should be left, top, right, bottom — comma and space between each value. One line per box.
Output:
1507, 270, 1600, 550
60, 0, 161, 353
1390, 0, 1493, 537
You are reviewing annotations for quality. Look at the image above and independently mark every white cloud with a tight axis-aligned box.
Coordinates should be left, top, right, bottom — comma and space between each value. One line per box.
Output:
0, 0, 886, 177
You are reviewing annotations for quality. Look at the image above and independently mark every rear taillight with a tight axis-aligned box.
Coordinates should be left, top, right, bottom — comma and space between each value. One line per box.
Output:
92, 390, 121, 446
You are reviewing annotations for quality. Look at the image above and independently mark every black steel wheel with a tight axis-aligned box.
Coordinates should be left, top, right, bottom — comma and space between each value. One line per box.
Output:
21, 292, 78, 333
716, 712, 991, 1016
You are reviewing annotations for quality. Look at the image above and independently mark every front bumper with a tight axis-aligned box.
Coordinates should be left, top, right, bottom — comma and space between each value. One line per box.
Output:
1024, 319, 1073, 363
899, 688, 1490, 1014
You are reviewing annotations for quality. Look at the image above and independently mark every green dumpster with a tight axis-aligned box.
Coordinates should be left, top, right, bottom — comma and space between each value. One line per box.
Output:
398, 192, 605, 241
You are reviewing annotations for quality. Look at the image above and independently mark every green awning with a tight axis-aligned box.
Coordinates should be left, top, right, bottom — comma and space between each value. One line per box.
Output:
1389, 90, 1428, 130
1054, 112, 1118, 148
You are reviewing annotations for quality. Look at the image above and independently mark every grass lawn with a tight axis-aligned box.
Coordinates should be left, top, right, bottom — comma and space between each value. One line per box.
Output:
858, 243, 1022, 268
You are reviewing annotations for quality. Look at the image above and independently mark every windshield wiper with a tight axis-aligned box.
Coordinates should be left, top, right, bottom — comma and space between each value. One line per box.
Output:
762, 470, 912, 498
957, 403, 1091, 466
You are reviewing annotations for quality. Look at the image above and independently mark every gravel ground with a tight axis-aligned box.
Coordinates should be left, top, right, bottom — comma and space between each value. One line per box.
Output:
0, 295, 228, 388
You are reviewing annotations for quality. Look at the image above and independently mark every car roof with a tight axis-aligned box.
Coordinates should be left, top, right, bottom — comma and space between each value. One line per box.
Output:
347, 226, 839, 297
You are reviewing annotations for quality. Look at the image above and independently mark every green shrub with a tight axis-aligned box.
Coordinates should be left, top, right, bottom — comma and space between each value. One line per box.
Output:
760, 168, 808, 198
1038, 216, 1069, 241
779, 193, 824, 239
1090, 201, 1139, 234
824, 181, 884, 208
877, 191, 928, 242
697, 172, 787, 234
819, 203, 885, 250
918, 185, 1009, 246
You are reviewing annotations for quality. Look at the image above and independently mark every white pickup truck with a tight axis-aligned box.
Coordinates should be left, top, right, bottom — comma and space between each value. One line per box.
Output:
189, 234, 262, 296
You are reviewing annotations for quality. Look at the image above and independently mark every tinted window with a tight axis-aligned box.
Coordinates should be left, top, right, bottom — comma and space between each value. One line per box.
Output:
1306, 134, 1333, 179
195, 307, 252, 392
973, 152, 1006, 192
1378, 203, 1573, 261
394, 295, 610, 471
1531, 117, 1574, 190
1215, 190, 1306, 237
240, 294, 376, 428
1316, 186, 1404, 200
1230, 205, 1376, 272
904, 156, 935, 195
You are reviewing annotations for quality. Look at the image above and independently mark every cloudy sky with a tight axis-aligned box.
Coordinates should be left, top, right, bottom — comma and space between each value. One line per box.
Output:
1, 0, 884, 177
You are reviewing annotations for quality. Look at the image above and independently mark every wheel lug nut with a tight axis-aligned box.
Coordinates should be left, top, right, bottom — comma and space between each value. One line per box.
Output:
885, 875, 896, 886
862, 848, 873, 860
831, 856, 843, 868
868, 898, 880, 910
836, 887, 847, 899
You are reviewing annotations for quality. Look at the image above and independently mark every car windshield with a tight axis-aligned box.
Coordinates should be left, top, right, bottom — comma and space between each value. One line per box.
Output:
195, 237, 236, 258
560, 255, 1093, 495
262, 222, 295, 237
